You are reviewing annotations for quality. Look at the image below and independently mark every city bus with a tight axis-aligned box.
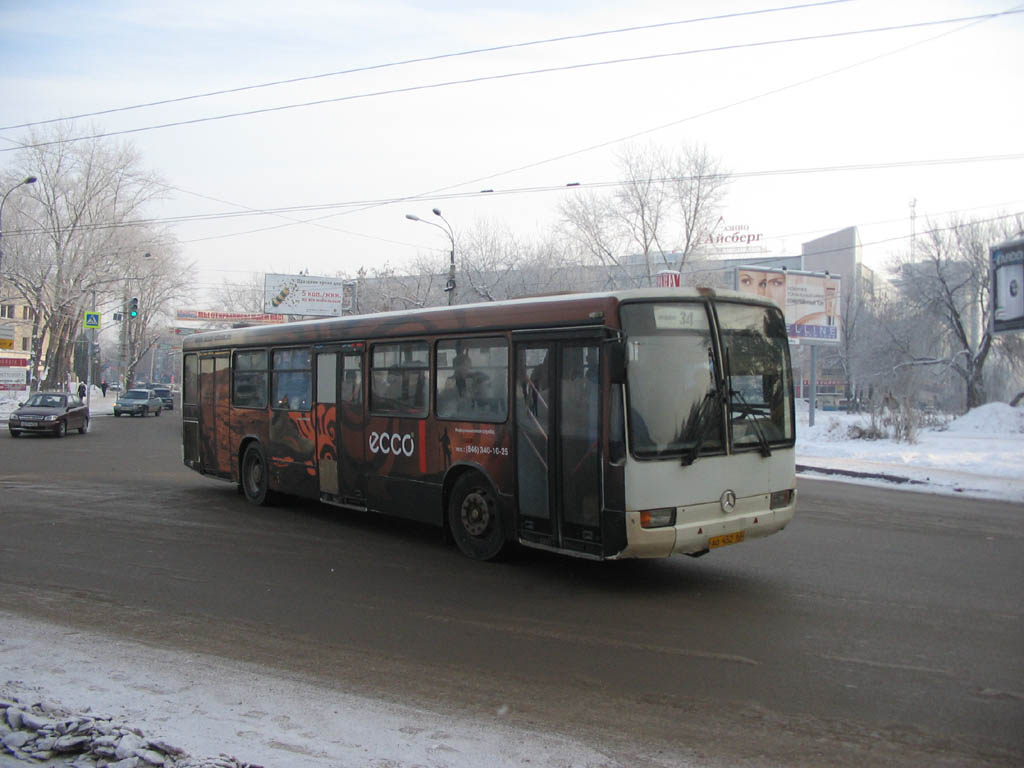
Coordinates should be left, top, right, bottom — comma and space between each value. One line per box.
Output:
181, 288, 796, 561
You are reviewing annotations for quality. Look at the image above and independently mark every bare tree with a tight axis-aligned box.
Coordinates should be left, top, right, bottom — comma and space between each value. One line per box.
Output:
355, 255, 449, 314
611, 143, 672, 285
670, 143, 730, 270
456, 219, 585, 301
559, 189, 633, 288
210, 271, 266, 314
2, 122, 169, 391
889, 213, 1024, 411
560, 141, 730, 285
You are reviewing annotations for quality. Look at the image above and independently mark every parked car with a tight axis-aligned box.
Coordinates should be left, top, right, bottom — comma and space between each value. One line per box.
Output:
8, 392, 90, 438
113, 388, 163, 417
151, 386, 174, 410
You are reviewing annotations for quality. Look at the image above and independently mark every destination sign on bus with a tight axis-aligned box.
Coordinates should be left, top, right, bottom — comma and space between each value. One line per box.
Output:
653, 305, 701, 329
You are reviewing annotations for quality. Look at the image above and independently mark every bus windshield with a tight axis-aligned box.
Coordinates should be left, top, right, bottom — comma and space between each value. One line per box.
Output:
621, 302, 722, 459
715, 301, 794, 447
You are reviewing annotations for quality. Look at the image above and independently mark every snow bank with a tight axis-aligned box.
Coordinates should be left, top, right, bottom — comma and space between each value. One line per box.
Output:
946, 402, 1024, 434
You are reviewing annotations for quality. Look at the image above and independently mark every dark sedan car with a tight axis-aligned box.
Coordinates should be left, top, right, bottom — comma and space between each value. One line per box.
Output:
8, 392, 90, 438
151, 386, 173, 410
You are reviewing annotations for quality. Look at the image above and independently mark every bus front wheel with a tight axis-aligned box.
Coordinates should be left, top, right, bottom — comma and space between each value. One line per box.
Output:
448, 473, 506, 561
241, 443, 273, 506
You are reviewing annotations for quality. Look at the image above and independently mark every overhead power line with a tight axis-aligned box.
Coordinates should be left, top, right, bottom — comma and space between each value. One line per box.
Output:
3, 9, 1019, 154
3, 153, 1021, 241
0, 1, 855, 133
326, 3, 1017, 233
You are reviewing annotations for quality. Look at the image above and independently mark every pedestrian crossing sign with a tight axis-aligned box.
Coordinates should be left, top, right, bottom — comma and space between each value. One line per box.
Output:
83, 311, 101, 329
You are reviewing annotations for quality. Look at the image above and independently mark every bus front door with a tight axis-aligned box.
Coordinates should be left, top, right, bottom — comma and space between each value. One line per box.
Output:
515, 342, 602, 557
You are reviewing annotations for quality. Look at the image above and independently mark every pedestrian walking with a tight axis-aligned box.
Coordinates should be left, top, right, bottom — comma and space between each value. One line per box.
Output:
77, 381, 86, 400
101, 381, 108, 397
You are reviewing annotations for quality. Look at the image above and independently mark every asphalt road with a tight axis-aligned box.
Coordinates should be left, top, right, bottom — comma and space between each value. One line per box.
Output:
1, 408, 1022, 767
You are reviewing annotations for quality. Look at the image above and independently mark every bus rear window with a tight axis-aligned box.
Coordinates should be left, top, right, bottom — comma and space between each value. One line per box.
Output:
183, 354, 198, 405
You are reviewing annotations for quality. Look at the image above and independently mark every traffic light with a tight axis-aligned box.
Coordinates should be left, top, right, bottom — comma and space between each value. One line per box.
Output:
129, 297, 139, 318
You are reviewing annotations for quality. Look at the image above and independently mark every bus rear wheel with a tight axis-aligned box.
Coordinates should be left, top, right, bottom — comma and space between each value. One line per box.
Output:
448, 473, 505, 561
241, 443, 273, 506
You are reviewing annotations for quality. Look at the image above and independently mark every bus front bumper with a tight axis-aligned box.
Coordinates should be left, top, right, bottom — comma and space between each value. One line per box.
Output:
613, 491, 796, 559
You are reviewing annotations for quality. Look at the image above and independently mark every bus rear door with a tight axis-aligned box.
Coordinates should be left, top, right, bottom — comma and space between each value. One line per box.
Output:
198, 353, 230, 477
315, 345, 367, 507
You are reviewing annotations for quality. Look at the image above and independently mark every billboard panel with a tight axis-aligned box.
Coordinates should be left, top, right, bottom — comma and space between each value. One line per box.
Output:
735, 267, 840, 344
992, 236, 1024, 334
264, 273, 355, 317
0, 358, 26, 391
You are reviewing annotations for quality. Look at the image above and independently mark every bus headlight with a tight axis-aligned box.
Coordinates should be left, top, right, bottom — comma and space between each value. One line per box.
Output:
640, 508, 676, 528
770, 489, 794, 509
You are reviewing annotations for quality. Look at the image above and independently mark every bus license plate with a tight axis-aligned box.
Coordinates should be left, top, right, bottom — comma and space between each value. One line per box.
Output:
709, 531, 745, 549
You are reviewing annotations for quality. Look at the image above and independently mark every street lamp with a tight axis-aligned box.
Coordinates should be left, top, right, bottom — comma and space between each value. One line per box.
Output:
406, 208, 456, 305
0, 175, 37, 289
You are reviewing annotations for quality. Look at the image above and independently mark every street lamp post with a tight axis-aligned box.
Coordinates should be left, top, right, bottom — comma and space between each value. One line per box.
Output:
406, 208, 456, 306
0, 176, 37, 290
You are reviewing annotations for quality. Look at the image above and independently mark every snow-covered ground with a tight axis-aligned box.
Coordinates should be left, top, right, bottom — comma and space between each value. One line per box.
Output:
2, 391, 1022, 767
795, 400, 1024, 503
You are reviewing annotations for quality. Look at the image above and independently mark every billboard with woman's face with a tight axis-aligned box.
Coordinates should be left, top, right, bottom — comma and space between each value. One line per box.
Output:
736, 268, 840, 343
992, 236, 1024, 334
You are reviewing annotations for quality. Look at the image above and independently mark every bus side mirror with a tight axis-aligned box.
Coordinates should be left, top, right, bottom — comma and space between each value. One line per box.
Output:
607, 341, 627, 384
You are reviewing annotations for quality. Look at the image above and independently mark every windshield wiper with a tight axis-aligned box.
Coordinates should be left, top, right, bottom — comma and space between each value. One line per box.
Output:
681, 387, 723, 466
730, 389, 772, 458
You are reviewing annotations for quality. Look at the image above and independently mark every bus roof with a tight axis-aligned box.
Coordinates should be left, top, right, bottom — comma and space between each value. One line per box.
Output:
182, 287, 775, 352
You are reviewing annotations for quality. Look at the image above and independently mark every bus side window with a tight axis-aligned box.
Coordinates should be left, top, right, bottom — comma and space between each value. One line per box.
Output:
234, 349, 268, 408
371, 341, 428, 417
435, 337, 508, 422
272, 348, 312, 411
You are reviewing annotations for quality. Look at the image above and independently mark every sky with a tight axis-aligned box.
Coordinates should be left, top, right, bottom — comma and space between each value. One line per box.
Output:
1, 0, 1022, 308
1, 401, 1020, 767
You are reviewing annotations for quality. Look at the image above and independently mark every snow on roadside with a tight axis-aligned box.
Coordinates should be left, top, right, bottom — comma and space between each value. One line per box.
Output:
0, 613, 682, 768
795, 402, 1024, 502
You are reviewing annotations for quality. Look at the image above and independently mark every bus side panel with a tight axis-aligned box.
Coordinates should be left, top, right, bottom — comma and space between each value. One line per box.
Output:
315, 403, 339, 495
427, 418, 515, 527
268, 409, 319, 500
427, 419, 514, 497
361, 416, 513, 526
228, 407, 270, 483
364, 416, 439, 523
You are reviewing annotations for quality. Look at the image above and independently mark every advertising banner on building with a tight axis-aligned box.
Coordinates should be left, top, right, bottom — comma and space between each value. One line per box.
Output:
0, 325, 13, 350
175, 309, 283, 324
0, 357, 27, 391
263, 273, 355, 317
991, 235, 1024, 334
735, 267, 841, 344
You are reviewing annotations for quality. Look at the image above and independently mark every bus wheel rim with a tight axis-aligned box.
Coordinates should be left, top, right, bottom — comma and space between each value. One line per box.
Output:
460, 491, 490, 537
248, 456, 262, 493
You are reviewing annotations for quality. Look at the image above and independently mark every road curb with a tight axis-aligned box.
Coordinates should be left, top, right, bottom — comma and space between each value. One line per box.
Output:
796, 464, 927, 486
